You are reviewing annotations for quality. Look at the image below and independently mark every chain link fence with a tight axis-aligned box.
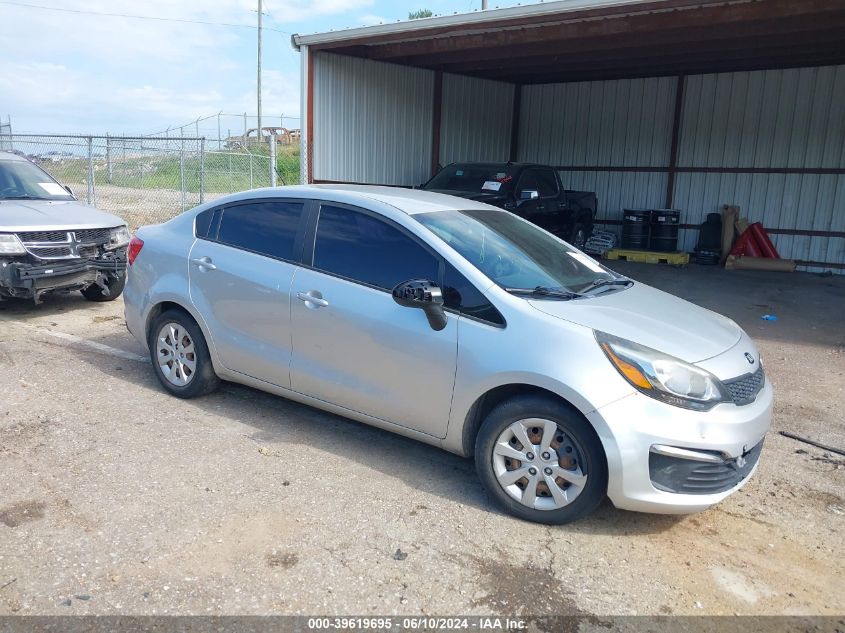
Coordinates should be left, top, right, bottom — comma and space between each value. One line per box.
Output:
4, 133, 301, 228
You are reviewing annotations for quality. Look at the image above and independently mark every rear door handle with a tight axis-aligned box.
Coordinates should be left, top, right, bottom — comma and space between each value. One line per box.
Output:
296, 291, 329, 308
190, 256, 217, 271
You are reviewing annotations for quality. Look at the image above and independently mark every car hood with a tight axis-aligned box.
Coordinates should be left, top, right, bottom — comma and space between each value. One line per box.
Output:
0, 199, 125, 231
528, 282, 742, 363
425, 189, 508, 205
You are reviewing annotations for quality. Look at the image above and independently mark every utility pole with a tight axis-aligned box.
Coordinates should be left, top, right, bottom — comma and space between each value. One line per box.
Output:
257, 0, 263, 136
482, 0, 488, 8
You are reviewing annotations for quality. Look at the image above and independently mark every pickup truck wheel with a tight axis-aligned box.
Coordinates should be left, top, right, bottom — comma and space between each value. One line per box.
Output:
569, 224, 589, 250
81, 273, 125, 302
475, 395, 607, 524
148, 310, 219, 398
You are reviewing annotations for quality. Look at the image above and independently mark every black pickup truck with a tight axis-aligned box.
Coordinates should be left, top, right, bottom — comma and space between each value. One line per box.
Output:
421, 162, 597, 248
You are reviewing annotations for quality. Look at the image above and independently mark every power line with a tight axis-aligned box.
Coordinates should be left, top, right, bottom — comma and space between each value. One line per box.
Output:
0, 0, 292, 34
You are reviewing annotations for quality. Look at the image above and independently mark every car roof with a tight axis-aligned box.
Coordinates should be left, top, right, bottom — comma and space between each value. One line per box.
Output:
272, 184, 497, 215
0, 151, 29, 162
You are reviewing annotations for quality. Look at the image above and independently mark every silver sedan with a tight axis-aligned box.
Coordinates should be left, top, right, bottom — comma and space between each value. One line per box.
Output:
124, 185, 771, 524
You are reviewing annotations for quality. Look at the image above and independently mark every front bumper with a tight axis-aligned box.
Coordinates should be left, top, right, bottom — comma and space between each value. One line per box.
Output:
587, 378, 772, 514
0, 251, 126, 299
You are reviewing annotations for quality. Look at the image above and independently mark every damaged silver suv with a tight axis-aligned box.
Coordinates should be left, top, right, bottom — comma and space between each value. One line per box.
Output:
0, 151, 130, 303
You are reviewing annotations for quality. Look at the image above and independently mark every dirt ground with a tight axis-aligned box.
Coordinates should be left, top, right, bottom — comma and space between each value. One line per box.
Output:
0, 262, 843, 617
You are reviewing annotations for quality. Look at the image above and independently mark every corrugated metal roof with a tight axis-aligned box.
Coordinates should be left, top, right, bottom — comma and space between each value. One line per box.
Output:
292, 0, 672, 49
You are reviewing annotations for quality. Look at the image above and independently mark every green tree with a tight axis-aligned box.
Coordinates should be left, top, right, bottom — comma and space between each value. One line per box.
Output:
408, 8, 433, 19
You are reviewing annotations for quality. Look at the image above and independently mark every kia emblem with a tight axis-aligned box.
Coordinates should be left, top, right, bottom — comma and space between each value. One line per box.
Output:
745, 352, 755, 364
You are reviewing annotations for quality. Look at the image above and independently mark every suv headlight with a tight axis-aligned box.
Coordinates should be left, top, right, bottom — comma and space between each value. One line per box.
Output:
595, 331, 731, 411
106, 225, 131, 249
0, 234, 26, 255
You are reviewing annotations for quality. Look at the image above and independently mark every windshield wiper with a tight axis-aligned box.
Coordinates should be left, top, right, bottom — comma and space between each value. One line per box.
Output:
504, 286, 582, 300
1, 195, 51, 200
580, 278, 634, 294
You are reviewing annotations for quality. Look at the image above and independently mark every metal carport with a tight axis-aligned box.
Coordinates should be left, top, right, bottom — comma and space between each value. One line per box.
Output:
292, 0, 845, 271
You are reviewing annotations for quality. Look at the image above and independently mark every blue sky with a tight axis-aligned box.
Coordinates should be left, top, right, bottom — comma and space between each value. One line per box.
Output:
0, 0, 527, 137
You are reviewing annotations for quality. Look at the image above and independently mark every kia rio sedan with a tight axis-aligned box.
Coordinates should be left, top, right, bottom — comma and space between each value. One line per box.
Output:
124, 185, 772, 524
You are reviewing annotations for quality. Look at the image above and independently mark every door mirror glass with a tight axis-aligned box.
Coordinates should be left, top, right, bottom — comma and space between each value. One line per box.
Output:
392, 279, 447, 331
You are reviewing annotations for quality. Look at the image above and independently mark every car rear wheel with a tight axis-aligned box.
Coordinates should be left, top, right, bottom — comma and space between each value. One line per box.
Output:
148, 310, 219, 398
81, 273, 125, 302
475, 394, 607, 524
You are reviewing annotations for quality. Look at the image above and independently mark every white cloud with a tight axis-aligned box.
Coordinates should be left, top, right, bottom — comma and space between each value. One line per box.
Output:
0, 0, 372, 134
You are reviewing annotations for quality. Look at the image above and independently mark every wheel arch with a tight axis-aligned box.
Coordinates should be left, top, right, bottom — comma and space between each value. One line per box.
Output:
459, 383, 603, 459
144, 298, 222, 372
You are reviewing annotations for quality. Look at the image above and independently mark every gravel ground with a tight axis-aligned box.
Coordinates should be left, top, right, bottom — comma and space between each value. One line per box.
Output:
0, 262, 843, 617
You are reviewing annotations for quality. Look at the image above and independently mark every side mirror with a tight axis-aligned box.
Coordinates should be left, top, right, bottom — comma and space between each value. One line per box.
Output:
517, 190, 539, 205
392, 279, 447, 331
63, 185, 75, 197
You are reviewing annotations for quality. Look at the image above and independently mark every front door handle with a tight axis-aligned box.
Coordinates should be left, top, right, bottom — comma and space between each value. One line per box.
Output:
190, 256, 217, 271
296, 291, 329, 308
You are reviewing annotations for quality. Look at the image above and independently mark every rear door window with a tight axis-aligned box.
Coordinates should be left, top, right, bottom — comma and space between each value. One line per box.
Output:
312, 204, 440, 291
217, 200, 305, 261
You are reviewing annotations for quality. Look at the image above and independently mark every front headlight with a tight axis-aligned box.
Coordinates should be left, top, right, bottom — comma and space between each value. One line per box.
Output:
595, 331, 731, 411
0, 233, 26, 255
106, 225, 131, 249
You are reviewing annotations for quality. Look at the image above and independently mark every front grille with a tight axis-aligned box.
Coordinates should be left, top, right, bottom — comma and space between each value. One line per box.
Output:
649, 440, 764, 495
76, 228, 112, 244
16, 228, 114, 260
724, 364, 765, 405
27, 246, 73, 258
16, 230, 66, 243
17, 228, 112, 244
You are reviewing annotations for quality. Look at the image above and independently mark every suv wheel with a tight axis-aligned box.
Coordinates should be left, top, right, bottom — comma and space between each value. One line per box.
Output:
475, 395, 607, 524
81, 273, 125, 302
148, 310, 219, 398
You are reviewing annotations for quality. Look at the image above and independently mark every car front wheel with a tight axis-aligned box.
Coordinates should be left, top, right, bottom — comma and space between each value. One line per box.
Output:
475, 395, 607, 524
148, 309, 219, 398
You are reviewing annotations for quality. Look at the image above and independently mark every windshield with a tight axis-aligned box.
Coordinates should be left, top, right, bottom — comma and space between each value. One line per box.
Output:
425, 164, 514, 194
416, 208, 620, 295
0, 159, 74, 201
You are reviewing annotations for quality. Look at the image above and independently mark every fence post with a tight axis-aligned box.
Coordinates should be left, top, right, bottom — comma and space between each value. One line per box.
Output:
199, 138, 205, 204
180, 138, 186, 212
243, 112, 248, 142
218, 112, 222, 150
86, 136, 95, 205
269, 133, 277, 187
249, 154, 253, 189
106, 134, 113, 184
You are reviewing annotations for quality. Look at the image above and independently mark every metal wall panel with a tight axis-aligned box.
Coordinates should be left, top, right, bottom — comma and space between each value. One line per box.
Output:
515, 66, 844, 270
517, 76, 676, 232
674, 66, 845, 269
518, 76, 677, 167
559, 171, 669, 225
312, 52, 434, 185
438, 74, 514, 166
679, 66, 845, 169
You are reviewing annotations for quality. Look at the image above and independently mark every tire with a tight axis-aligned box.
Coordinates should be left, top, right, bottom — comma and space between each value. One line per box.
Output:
81, 273, 126, 302
475, 394, 607, 524
148, 309, 219, 398
568, 223, 590, 251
